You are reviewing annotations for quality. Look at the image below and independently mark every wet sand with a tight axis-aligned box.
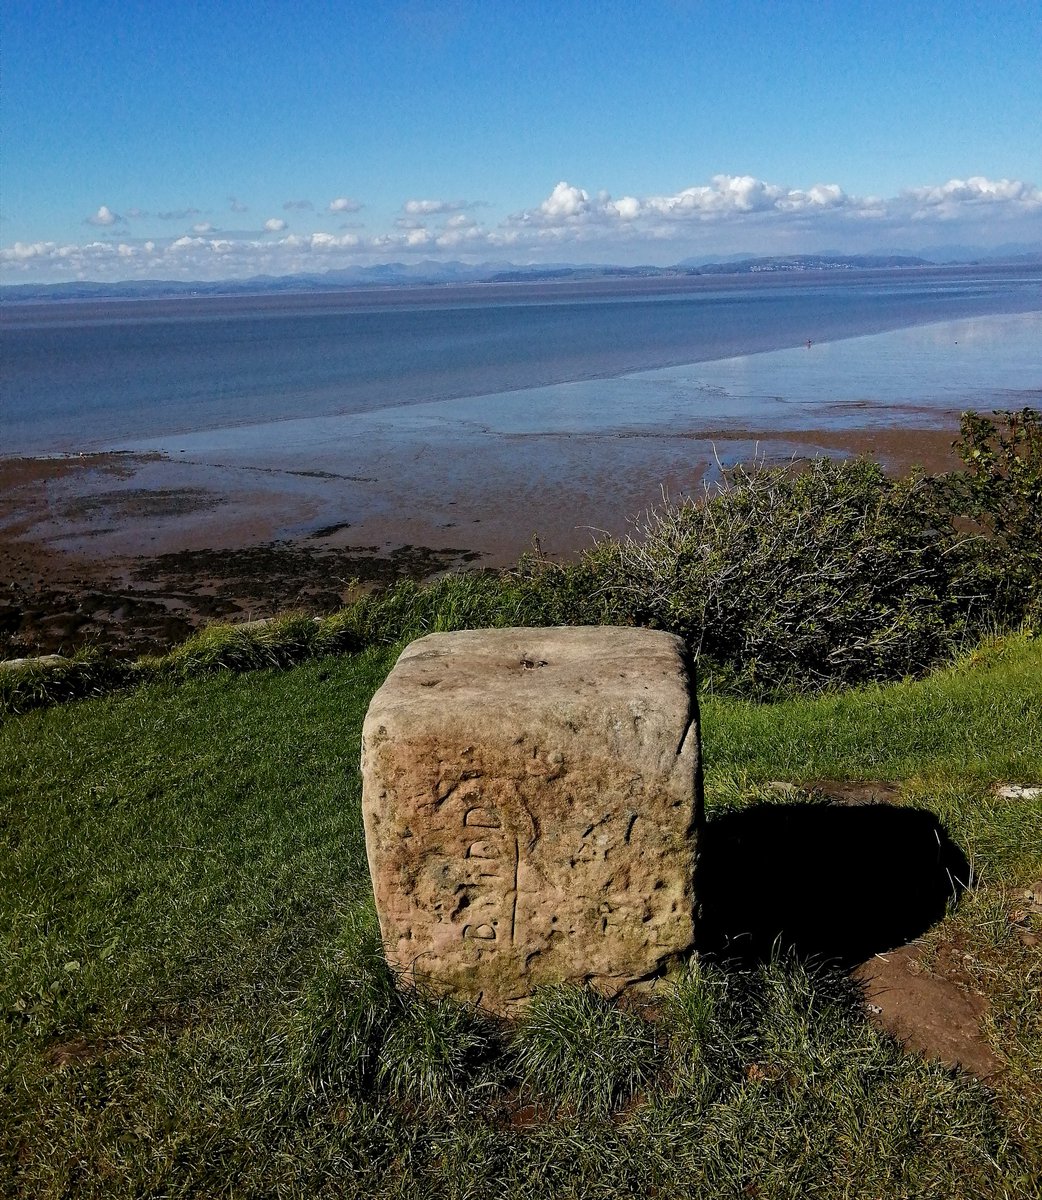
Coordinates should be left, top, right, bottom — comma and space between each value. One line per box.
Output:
0, 420, 961, 660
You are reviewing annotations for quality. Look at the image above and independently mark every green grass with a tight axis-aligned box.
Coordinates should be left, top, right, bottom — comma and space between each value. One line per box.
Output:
702, 634, 1042, 786
2, 637, 1041, 1197
702, 634, 1042, 888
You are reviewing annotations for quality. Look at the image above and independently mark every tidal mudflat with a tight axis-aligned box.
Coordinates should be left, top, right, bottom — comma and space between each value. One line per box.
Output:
1, 302, 1039, 657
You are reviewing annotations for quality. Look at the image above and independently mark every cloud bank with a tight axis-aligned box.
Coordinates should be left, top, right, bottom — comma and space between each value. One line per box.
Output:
10, 175, 1040, 283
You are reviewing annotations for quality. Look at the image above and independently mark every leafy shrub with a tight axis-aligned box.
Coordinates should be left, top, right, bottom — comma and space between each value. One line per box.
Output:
579, 457, 995, 695
944, 406, 1042, 626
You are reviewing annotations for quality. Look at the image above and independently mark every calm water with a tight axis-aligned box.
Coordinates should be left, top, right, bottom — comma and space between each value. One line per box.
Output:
2, 267, 1040, 456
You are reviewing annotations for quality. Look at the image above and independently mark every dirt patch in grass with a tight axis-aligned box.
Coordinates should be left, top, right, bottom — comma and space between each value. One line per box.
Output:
41, 1035, 118, 1070
801, 785, 1008, 1083
1011, 878, 1042, 948
854, 945, 1001, 1080
802, 779, 903, 805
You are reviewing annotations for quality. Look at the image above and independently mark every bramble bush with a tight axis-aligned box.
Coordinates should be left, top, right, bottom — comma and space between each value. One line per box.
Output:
942, 406, 1042, 628
570, 456, 995, 695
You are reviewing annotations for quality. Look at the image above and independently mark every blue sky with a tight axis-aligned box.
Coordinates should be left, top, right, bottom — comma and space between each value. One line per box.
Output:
2, 0, 1040, 283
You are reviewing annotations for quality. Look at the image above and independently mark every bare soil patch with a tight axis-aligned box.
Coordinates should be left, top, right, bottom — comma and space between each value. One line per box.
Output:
854, 945, 1001, 1079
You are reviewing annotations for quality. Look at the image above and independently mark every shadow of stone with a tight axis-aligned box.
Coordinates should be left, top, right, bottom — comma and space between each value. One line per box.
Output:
695, 802, 971, 968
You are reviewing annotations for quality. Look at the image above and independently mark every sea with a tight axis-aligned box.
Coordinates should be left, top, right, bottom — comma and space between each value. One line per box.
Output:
2, 266, 1041, 458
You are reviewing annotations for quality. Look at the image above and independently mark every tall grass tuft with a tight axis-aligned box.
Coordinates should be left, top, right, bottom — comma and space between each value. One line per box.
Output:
156, 612, 323, 677
664, 958, 751, 1083
0, 648, 136, 715
511, 984, 662, 1116
376, 992, 503, 1113
292, 905, 502, 1114
292, 909, 400, 1099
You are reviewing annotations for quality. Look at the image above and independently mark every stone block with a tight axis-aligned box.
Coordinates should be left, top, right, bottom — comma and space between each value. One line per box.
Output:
360, 626, 701, 1015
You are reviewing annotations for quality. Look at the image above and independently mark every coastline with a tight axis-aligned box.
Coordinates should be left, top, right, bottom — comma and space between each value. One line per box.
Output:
0, 421, 962, 659
3, 304, 1038, 659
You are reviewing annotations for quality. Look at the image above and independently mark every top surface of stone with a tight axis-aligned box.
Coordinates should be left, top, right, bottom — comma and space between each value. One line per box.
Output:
365, 625, 691, 719
361, 626, 701, 1014
0, 654, 68, 671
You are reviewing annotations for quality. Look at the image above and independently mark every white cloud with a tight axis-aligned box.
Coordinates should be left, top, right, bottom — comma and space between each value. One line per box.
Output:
4, 240, 58, 261
538, 182, 591, 219
900, 176, 1042, 220
514, 175, 862, 229
402, 198, 479, 216
283, 199, 313, 211
308, 231, 360, 250
84, 205, 121, 226
435, 220, 488, 248
229, 197, 249, 213
6, 175, 1040, 283
328, 196, 362, 213
609, 195, 641, 220
157, 207, 202, 221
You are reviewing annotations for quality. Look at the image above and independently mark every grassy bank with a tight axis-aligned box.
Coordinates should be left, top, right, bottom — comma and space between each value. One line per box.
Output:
3, 636, 1040, 1197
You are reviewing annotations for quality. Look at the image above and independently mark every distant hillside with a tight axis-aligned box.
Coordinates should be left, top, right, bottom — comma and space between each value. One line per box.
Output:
3, 248, 1039, 304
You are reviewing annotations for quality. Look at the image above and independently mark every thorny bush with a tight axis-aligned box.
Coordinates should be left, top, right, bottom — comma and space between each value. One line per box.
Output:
580, 459, 987, 694
942, 406, 1042, 626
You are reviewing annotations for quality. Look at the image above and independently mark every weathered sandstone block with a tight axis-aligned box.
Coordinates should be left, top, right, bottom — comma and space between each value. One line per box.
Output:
360, 626, 701, 1015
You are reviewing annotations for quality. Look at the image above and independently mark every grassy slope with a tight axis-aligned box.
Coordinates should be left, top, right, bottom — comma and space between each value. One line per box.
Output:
1, 638, 1040, 1198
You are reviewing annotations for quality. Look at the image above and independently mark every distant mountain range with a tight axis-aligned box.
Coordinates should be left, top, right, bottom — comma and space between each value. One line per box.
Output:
3, 247, 1040, 304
